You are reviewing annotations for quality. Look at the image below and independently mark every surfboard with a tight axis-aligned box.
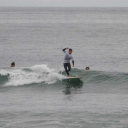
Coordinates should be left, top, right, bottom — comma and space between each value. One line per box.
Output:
64, 76, 82, 79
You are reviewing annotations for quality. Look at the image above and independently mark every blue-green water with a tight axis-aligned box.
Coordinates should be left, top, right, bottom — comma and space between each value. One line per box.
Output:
0, 7, 128, 128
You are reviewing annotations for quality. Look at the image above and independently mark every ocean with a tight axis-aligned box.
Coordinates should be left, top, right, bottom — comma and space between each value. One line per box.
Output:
0, 7, 128, 128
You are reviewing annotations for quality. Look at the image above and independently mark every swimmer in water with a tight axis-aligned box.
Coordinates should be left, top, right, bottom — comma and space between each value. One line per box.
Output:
85, 67, 90, 70
11, 62, 15, 67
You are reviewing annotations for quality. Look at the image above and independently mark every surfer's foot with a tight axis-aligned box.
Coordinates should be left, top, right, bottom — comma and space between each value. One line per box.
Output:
67, 75, 70, 77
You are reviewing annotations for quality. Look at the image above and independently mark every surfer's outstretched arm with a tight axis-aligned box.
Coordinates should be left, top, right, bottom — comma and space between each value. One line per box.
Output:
62, 48, 68, 53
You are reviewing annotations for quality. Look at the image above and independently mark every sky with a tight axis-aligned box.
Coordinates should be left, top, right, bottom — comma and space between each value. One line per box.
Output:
0, 0, 128, 7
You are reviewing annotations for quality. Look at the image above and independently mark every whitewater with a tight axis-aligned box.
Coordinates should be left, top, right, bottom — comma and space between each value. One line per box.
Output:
0, 64, 66, 86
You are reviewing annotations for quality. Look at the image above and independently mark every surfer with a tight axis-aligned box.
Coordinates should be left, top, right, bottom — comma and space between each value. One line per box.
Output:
11, 62, 15, 67
62, 48, 74, 77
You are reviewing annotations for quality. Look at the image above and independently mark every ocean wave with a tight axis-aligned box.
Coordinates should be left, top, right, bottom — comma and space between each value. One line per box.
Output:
0, 65, 128, 87
72, 68, 128, 85
0, 64, 65, 87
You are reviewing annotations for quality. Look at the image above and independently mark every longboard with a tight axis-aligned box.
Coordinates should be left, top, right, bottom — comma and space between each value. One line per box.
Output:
64, 76, 82, 79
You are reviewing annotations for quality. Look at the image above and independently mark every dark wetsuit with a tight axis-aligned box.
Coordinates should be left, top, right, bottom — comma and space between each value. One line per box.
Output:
62, 48, 74, 75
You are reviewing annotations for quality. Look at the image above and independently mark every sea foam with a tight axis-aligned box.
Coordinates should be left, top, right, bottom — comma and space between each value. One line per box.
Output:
0, 64, 65, 86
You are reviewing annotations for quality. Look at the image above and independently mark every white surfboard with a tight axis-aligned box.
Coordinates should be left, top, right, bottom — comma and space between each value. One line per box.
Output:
64, 76, 82, 79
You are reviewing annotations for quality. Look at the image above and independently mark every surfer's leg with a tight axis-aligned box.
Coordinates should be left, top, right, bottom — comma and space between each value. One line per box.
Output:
67, 63, 71, 72
63, 63, 69, 76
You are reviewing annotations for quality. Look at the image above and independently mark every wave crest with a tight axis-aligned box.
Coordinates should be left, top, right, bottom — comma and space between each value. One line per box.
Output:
0, 64, 65, 87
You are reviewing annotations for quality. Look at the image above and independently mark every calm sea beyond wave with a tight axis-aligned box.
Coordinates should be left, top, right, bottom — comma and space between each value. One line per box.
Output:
0, 7, 128, 128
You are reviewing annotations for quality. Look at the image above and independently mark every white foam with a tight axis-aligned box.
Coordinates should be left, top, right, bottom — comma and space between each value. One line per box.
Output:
0, 64, 66, 87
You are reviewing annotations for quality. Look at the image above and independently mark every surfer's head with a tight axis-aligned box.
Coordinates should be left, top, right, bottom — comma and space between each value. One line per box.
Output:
69, 49, 72, 54
85, 67, 90, 70
11, 62, 15, 67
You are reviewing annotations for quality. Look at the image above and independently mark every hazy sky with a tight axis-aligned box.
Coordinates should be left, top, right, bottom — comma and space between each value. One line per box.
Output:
0, 0, 128, 7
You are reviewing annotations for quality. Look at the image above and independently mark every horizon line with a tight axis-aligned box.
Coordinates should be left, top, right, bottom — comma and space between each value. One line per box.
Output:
0, 6, 128, 8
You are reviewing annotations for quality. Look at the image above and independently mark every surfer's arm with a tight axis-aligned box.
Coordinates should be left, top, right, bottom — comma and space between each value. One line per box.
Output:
62, 48, 68, 53
72, 61, 74, 67
71, 57, 74, 67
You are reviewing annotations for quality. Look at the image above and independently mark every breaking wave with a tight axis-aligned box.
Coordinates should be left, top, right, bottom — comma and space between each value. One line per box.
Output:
0, 64, 65, 87
0, 64, 128, 87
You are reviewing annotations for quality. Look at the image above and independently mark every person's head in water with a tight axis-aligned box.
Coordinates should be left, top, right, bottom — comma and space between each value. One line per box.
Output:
11, 62, 15, 67
69, 49, 72, 54
85, 67, 90, 70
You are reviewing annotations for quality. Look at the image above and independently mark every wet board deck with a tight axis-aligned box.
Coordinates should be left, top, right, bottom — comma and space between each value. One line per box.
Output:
64, 76, 82, 79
